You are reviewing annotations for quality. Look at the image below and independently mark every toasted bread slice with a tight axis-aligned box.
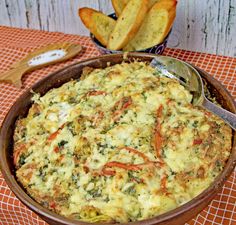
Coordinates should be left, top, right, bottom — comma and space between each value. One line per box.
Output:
79, 7, 116, 46
124, 0, 177, 51
107, 0, 148, 50
111, 0, 129, 16
111, 0, 161, 16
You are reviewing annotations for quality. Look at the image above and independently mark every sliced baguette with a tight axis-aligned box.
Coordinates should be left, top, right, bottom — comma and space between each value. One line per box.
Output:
111, 0, 161, 16
124, 0, 177, 51
107, 0, 149, 50
111, 0, 129, 17
79, 7, 116, 46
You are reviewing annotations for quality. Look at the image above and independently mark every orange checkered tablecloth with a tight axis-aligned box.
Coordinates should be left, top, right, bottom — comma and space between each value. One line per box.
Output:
0, 26, 235, 225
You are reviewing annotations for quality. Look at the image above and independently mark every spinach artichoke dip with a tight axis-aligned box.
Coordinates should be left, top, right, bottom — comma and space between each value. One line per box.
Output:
13, 62, 231, 223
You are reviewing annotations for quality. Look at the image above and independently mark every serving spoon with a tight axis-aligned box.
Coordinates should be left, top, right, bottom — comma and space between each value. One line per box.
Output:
0, 42, 82, 88
150, 56, 236, 130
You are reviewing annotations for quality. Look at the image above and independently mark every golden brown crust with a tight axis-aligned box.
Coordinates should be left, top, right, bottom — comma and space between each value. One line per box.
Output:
81, 66, 95, 80
78, 7, 116, 46
111, 0, 129, 16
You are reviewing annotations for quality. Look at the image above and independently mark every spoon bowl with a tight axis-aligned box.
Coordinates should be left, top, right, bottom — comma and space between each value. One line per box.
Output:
150, 56, 236, 130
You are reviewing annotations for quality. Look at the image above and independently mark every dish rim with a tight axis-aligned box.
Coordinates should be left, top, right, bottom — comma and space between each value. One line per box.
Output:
0, 52, 235, 225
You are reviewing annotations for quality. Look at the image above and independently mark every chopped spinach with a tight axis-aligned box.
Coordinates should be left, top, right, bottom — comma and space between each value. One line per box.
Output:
87, 189, 102, 198
39, 167, 47, 181
58, 140, 68, 148
19, 154, 26, 166
67, 122, 77, 136
141, 92, 147, 101
124, 185, 136, 196
192, 120, 199, 128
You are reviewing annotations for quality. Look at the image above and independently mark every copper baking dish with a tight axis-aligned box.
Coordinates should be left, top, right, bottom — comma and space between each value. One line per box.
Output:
0, 53, 235, 225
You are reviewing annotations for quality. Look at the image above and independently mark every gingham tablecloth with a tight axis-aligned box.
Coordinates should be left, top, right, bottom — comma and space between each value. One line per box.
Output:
0, 26, 235, 225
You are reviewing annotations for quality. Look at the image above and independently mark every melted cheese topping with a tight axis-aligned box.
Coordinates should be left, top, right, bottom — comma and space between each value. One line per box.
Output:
14, 62, 232, 223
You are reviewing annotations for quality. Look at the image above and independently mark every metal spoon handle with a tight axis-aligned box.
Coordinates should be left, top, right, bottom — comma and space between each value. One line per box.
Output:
203, 98, 236, 130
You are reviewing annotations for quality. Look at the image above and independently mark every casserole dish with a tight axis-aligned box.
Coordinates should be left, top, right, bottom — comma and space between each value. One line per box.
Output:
0, 53, 235, 225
